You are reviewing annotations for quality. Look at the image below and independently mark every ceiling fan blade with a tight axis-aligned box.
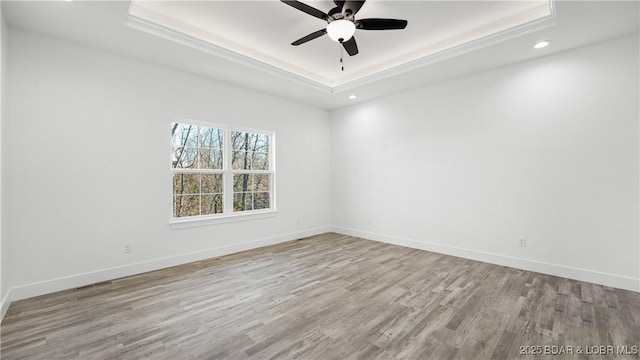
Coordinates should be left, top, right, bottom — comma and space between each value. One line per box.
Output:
342, 0, 365, 18
342, 36, 359, 56
356, 18, 408, 30
281, 0, 328, 20
291, 29, 327, 45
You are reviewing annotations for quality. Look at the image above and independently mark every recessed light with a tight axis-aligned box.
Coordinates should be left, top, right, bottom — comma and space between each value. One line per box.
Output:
349, 94, 357, 100
533, 40, 551, 49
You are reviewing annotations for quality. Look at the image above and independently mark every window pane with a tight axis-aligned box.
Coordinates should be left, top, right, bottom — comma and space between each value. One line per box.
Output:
232, 151, 270, 170
173, 173, 199, 195
199, 149, 223, 169
251, 152, 269, 170
199, 127, 223, 149
172, 147, 198, 169
174, 195, 200, 217
232, 131, 248, 152
255, 134, 269, 152
253, 192, 270, 210
233, 174, 253, 192
201, 174, 223, 194
202, 194, 223, 215
233, 192, 252, 212
172, 123, 198, 148
232, 131, 269, 170
173, 123, 224, 169
253, 174, 270, 192
232, 150, 249, 170
232, 174, 270, 212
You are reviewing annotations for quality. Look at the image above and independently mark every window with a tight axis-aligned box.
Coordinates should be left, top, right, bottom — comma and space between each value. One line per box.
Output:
171, 120, 274, 222
231, 131, 271, 212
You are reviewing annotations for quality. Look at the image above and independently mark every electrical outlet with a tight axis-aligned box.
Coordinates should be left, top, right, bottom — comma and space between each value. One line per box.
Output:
296, 218, 301, 225
518, 237, 527, 247
124, 243, 132, 253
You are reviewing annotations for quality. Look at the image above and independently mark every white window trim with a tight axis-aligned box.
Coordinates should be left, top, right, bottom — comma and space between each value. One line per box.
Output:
169, 210, 277, 229
169, 118, 276, 228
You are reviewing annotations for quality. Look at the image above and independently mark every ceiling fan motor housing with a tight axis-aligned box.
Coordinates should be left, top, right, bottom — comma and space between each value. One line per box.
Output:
327, 7, 347, 22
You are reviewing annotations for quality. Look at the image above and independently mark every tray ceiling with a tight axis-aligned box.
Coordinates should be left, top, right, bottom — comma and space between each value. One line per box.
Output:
128, 1, 554, 89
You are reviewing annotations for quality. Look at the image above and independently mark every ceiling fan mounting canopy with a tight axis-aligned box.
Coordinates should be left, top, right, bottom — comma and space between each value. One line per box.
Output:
281, 0, 408, 56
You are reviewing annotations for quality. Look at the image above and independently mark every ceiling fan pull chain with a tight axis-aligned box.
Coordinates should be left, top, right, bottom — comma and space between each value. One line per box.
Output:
340, 45, 344, 71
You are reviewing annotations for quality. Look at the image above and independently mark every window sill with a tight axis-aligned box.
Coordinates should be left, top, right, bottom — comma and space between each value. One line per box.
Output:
169, 210, 277, 229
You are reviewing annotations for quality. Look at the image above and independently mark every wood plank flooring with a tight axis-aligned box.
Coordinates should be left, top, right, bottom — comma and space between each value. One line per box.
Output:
1, 233, 639, 359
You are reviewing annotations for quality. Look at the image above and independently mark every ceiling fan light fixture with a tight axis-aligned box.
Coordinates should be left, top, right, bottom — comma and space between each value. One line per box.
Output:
327, 20, 356, 43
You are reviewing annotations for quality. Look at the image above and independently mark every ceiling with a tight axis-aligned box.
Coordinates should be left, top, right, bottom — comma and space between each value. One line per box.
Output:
2, 1, 639, 109
128, 0, 552, 88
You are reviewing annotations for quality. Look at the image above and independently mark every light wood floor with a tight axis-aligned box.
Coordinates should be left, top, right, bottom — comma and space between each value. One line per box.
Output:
1, 233, 639, 359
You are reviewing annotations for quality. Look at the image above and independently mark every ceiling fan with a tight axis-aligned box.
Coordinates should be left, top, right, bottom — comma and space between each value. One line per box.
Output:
281, 0, 408, 56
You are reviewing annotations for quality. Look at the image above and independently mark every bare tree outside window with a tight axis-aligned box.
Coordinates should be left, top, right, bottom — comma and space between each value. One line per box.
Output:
172, 123, 224, 218
231, 131, 270, 212
171, 121, 274, 220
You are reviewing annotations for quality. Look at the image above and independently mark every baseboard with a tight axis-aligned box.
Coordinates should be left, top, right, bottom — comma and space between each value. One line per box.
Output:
3, 225, 636, 324
331, 226, 640, 292
1, 289, 11, 321
7, 226, 331, 304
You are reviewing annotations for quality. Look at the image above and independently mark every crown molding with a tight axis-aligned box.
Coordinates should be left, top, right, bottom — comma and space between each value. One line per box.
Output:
333, 5, 557, 94
125, 11, 334, 93
126, 0, 556, 95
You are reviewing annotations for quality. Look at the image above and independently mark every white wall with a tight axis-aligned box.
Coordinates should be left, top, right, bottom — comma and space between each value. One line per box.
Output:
331, 34, 640, 291
0, 4, 8, 316
2, 25, 639, 312
5, 28, 331, 300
